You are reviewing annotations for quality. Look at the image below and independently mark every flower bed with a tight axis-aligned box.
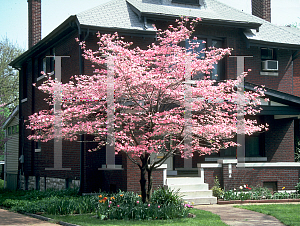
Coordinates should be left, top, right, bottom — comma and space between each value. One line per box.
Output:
212, 176, 300, 203
0, 187, 193, 221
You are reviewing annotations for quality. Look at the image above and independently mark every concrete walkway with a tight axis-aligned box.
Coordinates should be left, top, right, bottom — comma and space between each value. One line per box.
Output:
0, 209, 57, 226
195, 204, 286, 226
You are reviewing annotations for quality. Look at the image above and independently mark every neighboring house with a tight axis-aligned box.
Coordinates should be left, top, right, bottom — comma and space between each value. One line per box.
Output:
2, 106, 19, 190
10, 0, 300, 198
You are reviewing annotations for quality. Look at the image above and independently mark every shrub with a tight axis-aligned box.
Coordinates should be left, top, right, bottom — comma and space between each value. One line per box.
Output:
96, 188, 188, 220
0, 179, 4, 189
296, 179, 300, 194
211, 176, 224, 199
151, 186, 183, 206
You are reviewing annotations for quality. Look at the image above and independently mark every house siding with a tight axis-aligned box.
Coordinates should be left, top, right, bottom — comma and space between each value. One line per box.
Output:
5, 116, 19, 190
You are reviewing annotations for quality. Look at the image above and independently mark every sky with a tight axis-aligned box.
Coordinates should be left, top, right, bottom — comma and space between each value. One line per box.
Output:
0, 0, 299, 50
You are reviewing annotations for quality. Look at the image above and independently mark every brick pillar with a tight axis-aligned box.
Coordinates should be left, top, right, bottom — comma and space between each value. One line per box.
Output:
251, 0, 271, 22
28, 0, 41, 48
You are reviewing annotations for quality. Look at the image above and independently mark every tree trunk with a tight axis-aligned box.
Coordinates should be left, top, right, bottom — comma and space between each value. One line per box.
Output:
140, 164, 147, 203
147, 168, 153, 202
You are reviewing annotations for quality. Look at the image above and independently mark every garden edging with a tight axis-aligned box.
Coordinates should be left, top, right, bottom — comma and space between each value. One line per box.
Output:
217, 199, 300, 204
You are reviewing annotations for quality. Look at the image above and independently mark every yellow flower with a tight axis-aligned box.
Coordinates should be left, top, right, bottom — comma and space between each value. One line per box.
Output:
120, 194, 124, 197
110, 197, 115, 200
138, 195, 142, 197
282, 187, 285, 190
99, 195, 102, 198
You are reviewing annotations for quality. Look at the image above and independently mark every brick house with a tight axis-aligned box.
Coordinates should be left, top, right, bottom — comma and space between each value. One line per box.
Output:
10, 0, 300, 199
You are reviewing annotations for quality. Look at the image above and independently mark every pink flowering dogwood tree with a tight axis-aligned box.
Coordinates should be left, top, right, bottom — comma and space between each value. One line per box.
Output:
27, 18, 267, 202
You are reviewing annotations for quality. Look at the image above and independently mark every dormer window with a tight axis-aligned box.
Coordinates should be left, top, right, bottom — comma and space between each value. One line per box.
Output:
172, 0, 200, 6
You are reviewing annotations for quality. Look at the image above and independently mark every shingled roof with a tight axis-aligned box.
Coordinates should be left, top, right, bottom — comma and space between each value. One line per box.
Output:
76, 0, 300, 48
10, 0, 300, 68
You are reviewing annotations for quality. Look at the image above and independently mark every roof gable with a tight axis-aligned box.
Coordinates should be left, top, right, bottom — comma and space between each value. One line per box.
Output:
2, 106, 19, 129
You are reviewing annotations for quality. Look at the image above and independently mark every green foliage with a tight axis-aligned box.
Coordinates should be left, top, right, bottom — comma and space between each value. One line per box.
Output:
151, 186, 183, 206
223, 184, 300, 201
0, 37, 23, 110
0, 188, 189, 221
236, 204, 300, 226
0, 179, 5, 188
296, 179, 300, 194
295, 137, 300, 162
211, 176, 224, 199
0, 106, 10, 152
96, 188, 188, 220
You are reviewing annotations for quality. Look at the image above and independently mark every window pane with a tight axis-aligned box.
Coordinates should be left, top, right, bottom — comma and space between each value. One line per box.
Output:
211, 40, 224, 80
261, 48, 273, 60
43, 58, 47, 73
185, 39, 206, 80
245, 135, 260, 157
8, 127, 11, 135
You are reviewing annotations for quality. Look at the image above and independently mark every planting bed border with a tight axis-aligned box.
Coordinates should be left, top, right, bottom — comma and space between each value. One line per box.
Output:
218, 199, 300, 204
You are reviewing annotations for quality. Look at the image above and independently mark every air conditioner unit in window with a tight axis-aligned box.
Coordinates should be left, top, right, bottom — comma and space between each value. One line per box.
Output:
262, 60, 278, 71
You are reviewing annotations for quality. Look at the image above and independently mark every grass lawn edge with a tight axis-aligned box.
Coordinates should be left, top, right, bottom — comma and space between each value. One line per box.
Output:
41, 208, 228, 226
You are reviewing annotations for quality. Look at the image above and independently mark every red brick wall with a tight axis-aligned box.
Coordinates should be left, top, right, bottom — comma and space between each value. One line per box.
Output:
204, 168, 223, 189
222, 164, 299, 191
265, 117, 295, 162
293, 55, 300, 97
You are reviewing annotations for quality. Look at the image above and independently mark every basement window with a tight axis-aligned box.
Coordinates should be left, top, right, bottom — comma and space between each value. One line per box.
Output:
172, 0, 200, 5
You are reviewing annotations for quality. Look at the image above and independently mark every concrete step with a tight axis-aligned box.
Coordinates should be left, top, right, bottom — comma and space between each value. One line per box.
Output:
179, 190, 213, 198
168, 183, 209, 191
166, 176, 216, 205
167, 177, 203, 185
183, 196, 217, 205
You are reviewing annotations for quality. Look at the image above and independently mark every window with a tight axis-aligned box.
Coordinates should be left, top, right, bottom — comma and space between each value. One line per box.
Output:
50, 48, 55, 72
261, 48, 276, 60
7, 125, 19, 135
261, 48, 278, 72
245, 134, 263, 157
36, 141, 41, 149
184, 38, 225, 80
172, 0, 200, 5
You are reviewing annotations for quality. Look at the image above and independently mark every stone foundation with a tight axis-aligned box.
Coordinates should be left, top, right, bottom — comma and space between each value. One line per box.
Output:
19, 175, 80, 191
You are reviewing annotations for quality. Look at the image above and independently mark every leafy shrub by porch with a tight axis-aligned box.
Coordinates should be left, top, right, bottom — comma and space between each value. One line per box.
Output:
97, 188, 188, 220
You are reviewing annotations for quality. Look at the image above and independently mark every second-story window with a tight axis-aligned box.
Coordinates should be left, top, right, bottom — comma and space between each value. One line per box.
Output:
184, 38, 225, 80
261, 48, 278, 71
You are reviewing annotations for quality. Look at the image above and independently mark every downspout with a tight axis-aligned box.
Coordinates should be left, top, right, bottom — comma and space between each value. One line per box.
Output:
292, 60, 294, 95
144, 16, 148, 30
4, 131, 7, 189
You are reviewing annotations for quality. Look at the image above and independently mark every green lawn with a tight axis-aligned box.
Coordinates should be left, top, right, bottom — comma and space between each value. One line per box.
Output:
44, 208, 228, 226
235, 204, 300, 226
